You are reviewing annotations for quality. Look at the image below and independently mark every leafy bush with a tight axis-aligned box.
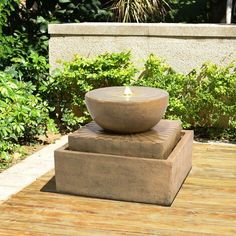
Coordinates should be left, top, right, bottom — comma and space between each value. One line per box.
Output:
134, 54, 236, 140
184, 62, 236, 138
134, 55, 187, 122
0, 0, 112, 169
0, 33, 49, 95
4, 0, 112, 55
0, 71, 56, 166
47, 51, 137, 131
47, 52, 236, 140
166, 0, 210, 23
0, 34, 28, 70
0, 0, 19, 33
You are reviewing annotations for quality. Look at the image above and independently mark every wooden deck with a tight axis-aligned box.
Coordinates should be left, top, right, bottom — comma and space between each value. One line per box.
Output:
0, 143, 235, 235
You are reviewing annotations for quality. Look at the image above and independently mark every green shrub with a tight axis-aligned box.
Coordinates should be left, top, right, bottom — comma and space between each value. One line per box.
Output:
134, 55, 187, 122
166, 0, 210, 23
47, 52, 137, 131
3, 0, 112, 55
0, 0, 19, 33
184, 61, 236, 138
5, 50, 49, 92
133, 54, 236, 140
0, 71, 56, 166
0, 34, 49, 95
46, 52, 236, 140
0, 34, 28, 70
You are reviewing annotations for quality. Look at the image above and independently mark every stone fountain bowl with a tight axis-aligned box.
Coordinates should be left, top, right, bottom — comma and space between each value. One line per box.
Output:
85, 86, 169, 133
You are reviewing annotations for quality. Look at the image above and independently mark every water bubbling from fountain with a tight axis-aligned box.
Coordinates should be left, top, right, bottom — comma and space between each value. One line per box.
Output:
123, 86, 133, 96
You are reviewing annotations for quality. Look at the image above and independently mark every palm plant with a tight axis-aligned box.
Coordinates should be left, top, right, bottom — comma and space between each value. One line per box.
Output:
104, 0, 170, 22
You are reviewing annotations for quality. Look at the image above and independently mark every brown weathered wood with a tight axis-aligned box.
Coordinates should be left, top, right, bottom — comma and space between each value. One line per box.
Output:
0, 143, 235, 235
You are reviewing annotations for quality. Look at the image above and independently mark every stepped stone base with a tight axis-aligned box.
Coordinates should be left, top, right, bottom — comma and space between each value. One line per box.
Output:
69, 120, 182, 160
54, 130, 193, 206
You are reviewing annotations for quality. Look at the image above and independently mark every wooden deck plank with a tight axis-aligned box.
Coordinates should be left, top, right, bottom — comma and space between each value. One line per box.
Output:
0, 205, 234, 236
1, 202, 235, 229
0, 143, 235, 235
0, 223, 223, 236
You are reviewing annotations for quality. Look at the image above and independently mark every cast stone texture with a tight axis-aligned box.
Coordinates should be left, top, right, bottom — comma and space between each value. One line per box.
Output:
68, 120, 182, 159
55, 131, 193, 206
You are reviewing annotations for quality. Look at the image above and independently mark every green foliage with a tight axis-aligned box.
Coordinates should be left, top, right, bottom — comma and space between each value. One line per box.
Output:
46, 51, 235, 140
4, 0, 112, 55
0, 71, 56, 166
134, 55, 187, 122
133, 54, 236, 140
185, 62, 236, 132
47, 52, 137, 131
22, 0, 111, 23
166, 0, 210, 23
0, 0, 234, 170
0, 33, 49, 95
0, 34, 28, 69
0, 0, 19, 33
0, 0, 112, 168
6, 50, 49, 91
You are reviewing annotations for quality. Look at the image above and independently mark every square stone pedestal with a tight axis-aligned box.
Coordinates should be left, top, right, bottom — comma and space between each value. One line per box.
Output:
54, 129, 193, 206
68, 120, 182, 160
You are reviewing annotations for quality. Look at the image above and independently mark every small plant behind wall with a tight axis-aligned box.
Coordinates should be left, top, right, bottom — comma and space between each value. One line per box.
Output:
104, 0, 169, 22
47, 51, 137, 132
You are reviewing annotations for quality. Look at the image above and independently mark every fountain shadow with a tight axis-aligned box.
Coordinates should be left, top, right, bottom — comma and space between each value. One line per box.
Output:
40, 176, 57, 193
40, 174, 190, 207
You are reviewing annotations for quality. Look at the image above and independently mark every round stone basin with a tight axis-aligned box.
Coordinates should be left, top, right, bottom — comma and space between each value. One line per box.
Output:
85, 86, 169, 133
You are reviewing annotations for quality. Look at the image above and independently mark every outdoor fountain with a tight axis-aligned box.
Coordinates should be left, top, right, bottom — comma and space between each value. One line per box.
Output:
54, 86, 193, 206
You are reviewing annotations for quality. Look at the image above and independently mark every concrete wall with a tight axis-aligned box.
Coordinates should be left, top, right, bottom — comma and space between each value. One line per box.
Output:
48, 23, 236, 73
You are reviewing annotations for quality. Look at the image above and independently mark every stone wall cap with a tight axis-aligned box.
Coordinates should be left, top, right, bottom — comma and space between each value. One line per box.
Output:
48, 23, 236, 38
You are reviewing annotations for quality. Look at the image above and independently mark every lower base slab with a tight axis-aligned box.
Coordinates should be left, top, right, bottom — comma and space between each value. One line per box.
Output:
54, 130, 193, 206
